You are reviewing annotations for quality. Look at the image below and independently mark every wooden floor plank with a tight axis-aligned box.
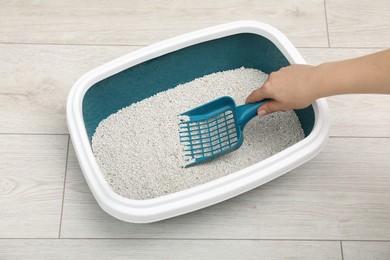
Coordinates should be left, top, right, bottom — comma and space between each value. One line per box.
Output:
326, 94, 390, 137
61, 138, 390, 240
298, 47, 384, 65
0, 0, 328, 47
326, 0, 390, 47
342, 241, 390, 260
0, 135, 68, 238
0, 44, 138, 134
0, 239, 342, 260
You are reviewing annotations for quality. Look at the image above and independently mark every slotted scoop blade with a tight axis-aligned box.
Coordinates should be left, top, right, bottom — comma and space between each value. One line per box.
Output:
178, 96, 266, 167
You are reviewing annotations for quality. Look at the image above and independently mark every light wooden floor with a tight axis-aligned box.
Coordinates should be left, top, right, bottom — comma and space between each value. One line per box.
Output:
1, 1, 390, 259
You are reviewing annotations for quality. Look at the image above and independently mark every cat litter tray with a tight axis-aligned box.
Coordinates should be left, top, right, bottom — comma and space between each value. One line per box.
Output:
67, 21, 330, 223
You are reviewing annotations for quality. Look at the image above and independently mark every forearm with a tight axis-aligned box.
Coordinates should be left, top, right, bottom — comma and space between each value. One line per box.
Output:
314, 49, 390, 98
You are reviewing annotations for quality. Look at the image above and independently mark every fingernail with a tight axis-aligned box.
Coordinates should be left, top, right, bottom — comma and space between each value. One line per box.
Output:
258, 110, 267, 117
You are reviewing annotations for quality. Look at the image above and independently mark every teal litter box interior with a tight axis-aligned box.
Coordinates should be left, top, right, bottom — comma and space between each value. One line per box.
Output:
82, 33, 315, 143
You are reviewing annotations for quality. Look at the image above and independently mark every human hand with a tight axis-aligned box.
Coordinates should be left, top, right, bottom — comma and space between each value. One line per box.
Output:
245, 64, 321, 116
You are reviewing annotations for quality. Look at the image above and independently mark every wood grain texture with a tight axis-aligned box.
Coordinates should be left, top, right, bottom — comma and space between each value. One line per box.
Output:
1, 0, 390, 257
327, 94, 390, 137
298, 48, 383, 65
298, 48, 390, 137
0, 44, 138, 134
326, 0, 390, 47
61, 138, 390, 240
0, 135, 68, 238
0, 0, 328, 47
0, 239, 342, 260
342, 241, 390, 260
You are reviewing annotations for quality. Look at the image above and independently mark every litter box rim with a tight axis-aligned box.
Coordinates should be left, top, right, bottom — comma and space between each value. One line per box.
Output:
67, 20, 330, 223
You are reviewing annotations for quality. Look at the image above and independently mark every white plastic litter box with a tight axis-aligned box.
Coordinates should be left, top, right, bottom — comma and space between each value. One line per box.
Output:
67, 21, 330, 223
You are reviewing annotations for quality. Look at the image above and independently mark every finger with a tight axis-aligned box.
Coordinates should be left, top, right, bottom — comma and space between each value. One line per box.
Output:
245, 86, 270, 104
257, 100, 285, 117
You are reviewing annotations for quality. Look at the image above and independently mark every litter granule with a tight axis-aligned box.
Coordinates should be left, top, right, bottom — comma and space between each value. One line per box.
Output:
92, 67, 305, 200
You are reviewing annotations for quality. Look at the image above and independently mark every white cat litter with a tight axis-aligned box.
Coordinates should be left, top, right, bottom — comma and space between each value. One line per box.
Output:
92, 67, 305, 200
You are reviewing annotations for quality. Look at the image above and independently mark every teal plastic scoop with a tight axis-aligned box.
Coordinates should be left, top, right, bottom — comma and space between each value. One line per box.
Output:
178, 96, 267, 167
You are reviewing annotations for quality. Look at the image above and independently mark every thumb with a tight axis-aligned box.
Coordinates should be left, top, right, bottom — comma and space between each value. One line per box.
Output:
257, 100, 285, 117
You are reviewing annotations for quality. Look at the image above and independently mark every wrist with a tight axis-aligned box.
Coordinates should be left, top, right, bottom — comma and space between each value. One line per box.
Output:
312, 62, 341, 99
310, 63, 329, 100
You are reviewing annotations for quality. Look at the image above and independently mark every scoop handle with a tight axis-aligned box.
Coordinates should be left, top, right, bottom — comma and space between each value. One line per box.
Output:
236, 99, 268, 129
